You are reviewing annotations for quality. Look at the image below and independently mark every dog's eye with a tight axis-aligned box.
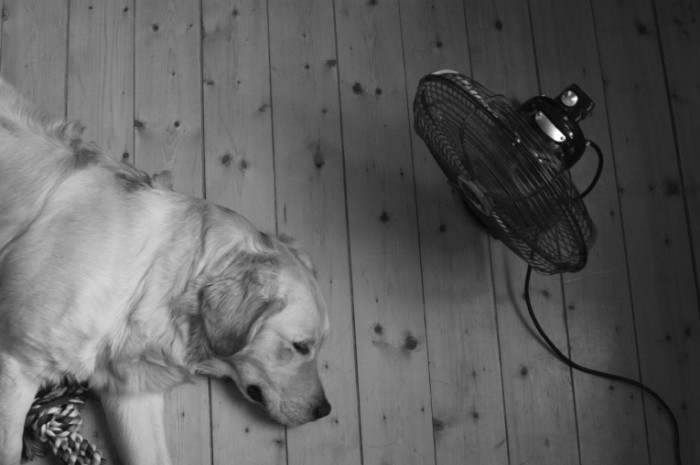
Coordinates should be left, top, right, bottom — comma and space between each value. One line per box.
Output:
292, 342, 310, 355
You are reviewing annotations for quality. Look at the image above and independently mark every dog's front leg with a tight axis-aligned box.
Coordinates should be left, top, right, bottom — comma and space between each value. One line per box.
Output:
0, 355, 39, 465
100, 391, 173, 465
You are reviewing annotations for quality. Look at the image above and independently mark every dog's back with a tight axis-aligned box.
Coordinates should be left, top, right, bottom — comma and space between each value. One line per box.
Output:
0, 77, 90, 251
0, 76, 183, 377
0, 77, 171, 255
0, 77, 196, 464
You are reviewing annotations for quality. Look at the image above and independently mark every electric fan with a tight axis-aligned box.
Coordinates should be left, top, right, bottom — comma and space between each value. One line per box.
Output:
413, 70, 682, 464
413, 70, 598, 274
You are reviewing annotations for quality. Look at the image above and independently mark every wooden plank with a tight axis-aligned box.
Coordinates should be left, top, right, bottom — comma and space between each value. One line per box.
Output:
654, 1, 700, 300
201, 2, 284, 464
134, 2, 211, 465
398, 2, 509, 464
202, 0, 275, 227
528, 1, 651, 464
68, 0, 133, 162
1, 3, 67, 464
590, 0, 700, 463
0, 0, 67, 117
135, 0, 203, 195
334, 1, 435, 464
267, 2, 362, 465
462, 1, 581, 464
66, 1, 135, 463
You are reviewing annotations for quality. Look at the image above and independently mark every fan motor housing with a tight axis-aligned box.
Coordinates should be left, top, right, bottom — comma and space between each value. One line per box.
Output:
519, 83, 595, 168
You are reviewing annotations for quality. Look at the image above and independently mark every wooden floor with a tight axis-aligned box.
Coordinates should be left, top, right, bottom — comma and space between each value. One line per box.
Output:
9, 0, 699, 464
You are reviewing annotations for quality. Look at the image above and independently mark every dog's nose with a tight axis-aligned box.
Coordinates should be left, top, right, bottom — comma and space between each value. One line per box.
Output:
312, 399, 331, 420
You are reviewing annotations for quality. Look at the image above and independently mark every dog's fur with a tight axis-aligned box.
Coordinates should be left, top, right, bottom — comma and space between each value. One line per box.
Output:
0, 77, 330, 465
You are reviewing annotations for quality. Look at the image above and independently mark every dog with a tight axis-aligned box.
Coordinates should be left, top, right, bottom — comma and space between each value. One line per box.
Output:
0, 76, 331, 465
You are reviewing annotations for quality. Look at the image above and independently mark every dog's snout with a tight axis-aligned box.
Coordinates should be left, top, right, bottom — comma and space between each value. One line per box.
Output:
312, 398, 331, 420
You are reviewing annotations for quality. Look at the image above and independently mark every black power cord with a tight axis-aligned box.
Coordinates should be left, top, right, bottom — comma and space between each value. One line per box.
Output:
522, 139, 682, 465
579, 140, 604, 198
523, 267, 682, 465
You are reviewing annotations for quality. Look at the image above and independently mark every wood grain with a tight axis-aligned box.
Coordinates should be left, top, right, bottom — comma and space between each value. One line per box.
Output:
135, 0, 203, 195
654, 0, 700, 299
202, 0, 275, 227
68, 0, 133, 161
590, 1, 700, 463
399, 2, 510, 464
334, 1, 435, 464
0, 0, 68, 116
268, 1, 362, 464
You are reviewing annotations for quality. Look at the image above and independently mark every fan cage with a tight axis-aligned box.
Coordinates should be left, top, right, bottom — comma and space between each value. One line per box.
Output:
414, 72, 595, 274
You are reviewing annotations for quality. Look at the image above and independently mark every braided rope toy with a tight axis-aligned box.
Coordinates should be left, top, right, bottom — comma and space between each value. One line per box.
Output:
22, 382, 104, 465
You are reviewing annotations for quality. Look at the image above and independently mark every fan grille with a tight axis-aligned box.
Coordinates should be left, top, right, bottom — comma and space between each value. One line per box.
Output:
413, 73, 595, 274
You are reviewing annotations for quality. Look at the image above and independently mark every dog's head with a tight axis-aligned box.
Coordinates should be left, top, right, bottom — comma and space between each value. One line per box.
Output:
188, 232, 331, 427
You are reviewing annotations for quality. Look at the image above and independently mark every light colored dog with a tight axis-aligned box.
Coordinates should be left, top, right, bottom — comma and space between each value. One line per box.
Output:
0, 77, 330, 465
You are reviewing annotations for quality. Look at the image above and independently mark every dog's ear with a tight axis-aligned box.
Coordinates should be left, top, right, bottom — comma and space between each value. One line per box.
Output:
277, 234, 316, 276
151, 170, 173, 191
198, 254, 284, 357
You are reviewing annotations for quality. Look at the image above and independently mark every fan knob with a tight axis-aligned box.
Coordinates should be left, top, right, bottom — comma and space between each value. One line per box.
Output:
561, 90, 579, 107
